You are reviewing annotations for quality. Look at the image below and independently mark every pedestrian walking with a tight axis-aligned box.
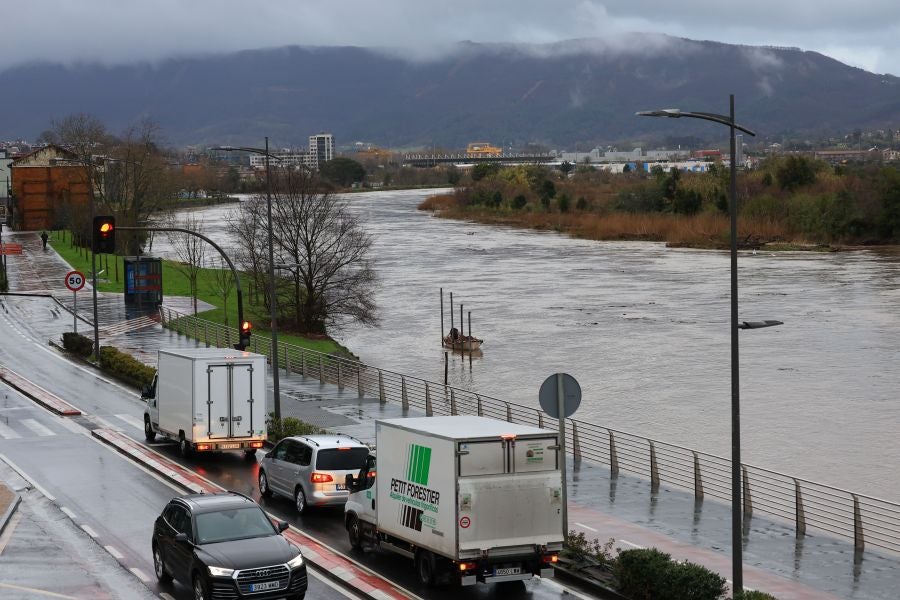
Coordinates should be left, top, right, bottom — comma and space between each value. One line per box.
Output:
40, 231, 48, 250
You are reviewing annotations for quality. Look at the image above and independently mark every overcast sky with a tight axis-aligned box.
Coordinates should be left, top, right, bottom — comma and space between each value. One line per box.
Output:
4, 1, 900, 75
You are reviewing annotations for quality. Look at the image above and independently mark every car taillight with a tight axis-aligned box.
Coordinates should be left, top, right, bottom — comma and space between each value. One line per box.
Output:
249, 441, 264, 448
367, 470, 376, 478
541, 553, 558, 564
196, 443, 211, 451
458, 561, 477, 571
311, 472, 333, 483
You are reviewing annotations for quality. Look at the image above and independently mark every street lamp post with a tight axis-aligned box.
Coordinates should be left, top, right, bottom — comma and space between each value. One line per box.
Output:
637, 96, 769, 595
216, 140, 282, 420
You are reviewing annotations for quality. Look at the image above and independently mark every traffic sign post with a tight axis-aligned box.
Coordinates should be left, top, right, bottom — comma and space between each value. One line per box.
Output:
539, 372, 582, 541
65, 271, 86, 334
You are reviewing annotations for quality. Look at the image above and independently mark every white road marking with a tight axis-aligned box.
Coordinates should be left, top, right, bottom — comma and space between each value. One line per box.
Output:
115, 413, 145, 431
574, 522, 598, 532
104, 545, 125, 560
86, 434, 184, 494
0, 582, 78, 599
0, 421, 21, 439
129, 567, 151, 582
619, 539, 644, 549
21, 418, 55, 437
54, 415, 89, 435
308, 569, 366, 600
81, 524, 99, 538
60, 506, 78, 520
0, 453, 55, 501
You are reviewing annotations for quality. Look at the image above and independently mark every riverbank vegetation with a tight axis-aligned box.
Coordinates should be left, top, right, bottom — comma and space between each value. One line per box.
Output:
48, 230, 352, 356
418, 158, 900, 249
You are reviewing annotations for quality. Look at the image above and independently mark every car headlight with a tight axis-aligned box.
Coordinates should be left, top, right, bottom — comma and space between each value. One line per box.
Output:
287, 552, 304, 569
208, 565, 234, 577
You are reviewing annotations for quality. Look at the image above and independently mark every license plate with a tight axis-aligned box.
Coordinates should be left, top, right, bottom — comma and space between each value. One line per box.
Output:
335, 484, 346, 491
494, 567, 521, 576
250, 581, 280, 592
219, 443, 240, 450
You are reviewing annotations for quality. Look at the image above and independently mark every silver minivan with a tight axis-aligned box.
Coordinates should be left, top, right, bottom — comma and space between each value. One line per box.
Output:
258, 435, 370, 514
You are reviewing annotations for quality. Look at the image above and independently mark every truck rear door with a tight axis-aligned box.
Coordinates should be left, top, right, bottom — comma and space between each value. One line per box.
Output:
205, 362, 257, 439
457, 436, 562, 552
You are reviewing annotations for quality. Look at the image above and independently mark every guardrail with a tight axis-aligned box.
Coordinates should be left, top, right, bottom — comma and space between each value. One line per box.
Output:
160, 307, 900, 558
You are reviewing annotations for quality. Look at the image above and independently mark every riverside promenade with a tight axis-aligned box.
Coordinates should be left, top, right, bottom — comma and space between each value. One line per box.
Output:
3, 228, 900, 600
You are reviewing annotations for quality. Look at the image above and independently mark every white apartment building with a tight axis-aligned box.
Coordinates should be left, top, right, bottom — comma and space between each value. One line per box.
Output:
244, 133, 335, 171
309, 133, 334, 169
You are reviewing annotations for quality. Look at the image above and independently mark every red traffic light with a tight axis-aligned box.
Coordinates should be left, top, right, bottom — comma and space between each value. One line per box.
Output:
93, 215, 116, 253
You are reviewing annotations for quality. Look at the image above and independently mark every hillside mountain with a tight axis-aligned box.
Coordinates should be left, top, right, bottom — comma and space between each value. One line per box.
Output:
2, 34, 899, 149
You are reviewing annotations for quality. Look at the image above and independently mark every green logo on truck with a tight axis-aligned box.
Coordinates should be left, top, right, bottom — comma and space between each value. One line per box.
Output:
406, 443, 431, 485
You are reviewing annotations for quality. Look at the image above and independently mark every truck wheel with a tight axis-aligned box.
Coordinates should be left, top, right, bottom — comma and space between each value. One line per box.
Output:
179, 435, 191, 458
144, 417, 156, 442
294, 488, 307, 515
243, 449, 257, 461
347, 516, 362, 550
416, 550, 435, 586
258, 470, 272, 498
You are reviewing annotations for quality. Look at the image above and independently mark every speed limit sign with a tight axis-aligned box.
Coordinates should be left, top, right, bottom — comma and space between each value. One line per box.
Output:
65, 271, 86, 292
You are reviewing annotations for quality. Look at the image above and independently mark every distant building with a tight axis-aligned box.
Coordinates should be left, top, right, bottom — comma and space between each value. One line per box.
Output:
9, 145, 90, 231
556, 147, 690, 165
249, 152, 316, 170
309, 133, 334, 170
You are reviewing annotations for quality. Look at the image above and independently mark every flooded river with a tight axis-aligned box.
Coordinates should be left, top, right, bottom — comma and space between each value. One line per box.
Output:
153, 189, 900, 501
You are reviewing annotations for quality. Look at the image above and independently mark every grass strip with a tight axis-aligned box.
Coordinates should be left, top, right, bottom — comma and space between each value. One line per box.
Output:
48, 230, 349, 356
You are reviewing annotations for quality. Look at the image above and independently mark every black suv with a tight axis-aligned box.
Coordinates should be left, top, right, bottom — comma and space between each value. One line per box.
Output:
152, 492, 307, 600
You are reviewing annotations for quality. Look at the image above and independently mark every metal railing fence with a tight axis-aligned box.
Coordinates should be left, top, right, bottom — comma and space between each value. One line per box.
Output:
160, 307, 900, 558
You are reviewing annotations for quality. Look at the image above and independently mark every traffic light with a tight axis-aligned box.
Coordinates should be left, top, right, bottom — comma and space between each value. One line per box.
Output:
93, 216, 116, 253
234, 321, 252, 350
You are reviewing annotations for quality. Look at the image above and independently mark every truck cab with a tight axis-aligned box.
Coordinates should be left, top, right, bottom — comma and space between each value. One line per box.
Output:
345, 453, 377, 542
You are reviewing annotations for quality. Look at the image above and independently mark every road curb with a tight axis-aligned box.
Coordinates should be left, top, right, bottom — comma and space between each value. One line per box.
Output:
0, 364, 82, 416
90, 428, 417, 600
0, 484, 21, 539
551, 563, 629, 600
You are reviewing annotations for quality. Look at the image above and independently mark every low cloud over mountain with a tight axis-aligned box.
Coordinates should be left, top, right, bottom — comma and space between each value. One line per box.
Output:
2, 35, 899, 148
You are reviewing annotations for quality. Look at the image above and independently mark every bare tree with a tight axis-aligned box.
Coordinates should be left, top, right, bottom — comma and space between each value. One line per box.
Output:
210, 257, 236, 327
267, 168, 378, 334
50, 114, 176, 254
164, 212, 206, 314
228, 198, 270, 310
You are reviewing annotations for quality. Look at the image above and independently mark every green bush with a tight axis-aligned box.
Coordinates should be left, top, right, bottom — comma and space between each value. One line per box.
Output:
97, 346, 156, 388
266, 413, 325, 443
512, 195, 527, 210
734, 591, 779, 600
658, 560, 727, 600
62, 332, 94, 357
615, 548, 727, 600
614, 548, 672, 600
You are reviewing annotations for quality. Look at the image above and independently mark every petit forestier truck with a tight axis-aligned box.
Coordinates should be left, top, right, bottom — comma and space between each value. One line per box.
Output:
344, 416, 564, 586
142, 348, 267, 458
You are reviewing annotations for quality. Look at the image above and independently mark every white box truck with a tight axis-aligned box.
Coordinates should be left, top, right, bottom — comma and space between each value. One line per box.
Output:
344, 416, 564, 586
141, 348, 268, 459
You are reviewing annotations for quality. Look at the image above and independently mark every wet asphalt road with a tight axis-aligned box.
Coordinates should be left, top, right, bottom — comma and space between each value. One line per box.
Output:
0, 305, 355, 599
0, 294, 592, 600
